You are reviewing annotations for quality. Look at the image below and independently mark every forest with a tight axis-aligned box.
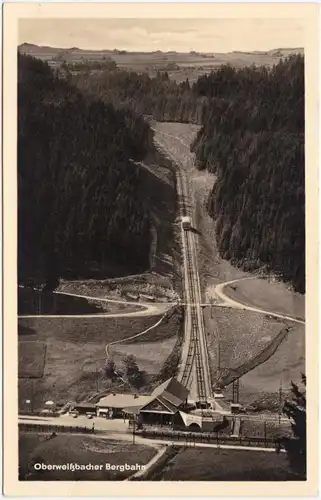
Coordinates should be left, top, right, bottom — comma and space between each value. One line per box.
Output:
71, 69, 207, 123
18, 54, 152, 287
192, 56, 305, 292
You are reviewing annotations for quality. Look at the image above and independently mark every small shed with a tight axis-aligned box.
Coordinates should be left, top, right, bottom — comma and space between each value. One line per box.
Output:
71, 403, 97, 415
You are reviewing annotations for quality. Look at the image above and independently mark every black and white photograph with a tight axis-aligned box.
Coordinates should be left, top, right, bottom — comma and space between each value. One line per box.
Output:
2, 2, 319, 495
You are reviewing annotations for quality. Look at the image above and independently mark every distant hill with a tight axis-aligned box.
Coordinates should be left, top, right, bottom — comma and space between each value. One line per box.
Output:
18, 43, 304, 83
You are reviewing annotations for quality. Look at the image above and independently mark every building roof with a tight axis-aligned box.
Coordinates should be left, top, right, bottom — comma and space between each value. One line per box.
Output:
73, 403, 96, 409
96, 393, 152, 409
151, 377, 189, 407
97, 378, 189, 414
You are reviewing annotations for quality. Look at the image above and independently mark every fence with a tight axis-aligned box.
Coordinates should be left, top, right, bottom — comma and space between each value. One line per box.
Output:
19, 423, 97, 435
219, 326, 290, 387
137, 429, 278, 449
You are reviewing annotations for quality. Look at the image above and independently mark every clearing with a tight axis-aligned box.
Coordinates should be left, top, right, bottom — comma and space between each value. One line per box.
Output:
156, 447, 299, 481
19, 432, 155, 480
18, 311, 181, 408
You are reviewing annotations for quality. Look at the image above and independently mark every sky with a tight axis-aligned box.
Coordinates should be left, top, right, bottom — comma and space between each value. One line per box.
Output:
19, 18, 304, 53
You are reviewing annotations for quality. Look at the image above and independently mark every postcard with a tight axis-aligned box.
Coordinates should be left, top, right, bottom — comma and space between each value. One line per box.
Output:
2, 2, 319, 497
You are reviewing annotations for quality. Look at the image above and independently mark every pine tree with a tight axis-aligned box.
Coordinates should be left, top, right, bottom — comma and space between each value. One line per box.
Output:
282, 374, 306, 478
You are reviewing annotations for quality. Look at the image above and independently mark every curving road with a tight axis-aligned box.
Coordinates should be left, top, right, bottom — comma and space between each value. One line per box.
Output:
214, 278, 305, 325
18, 288, 172, 319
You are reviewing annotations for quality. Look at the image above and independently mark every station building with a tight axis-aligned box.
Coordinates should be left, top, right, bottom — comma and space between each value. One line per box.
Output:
96, 377, 189, 425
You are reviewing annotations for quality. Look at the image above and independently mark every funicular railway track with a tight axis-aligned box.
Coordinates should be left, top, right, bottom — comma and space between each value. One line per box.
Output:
153, 133, 212, 405
176, 168, 211, 405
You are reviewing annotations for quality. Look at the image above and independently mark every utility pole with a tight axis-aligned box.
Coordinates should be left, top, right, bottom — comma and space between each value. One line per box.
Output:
278, 380, 283, 424
36, 287, 42, 315
132, 417, 136, 445
31, 379, 34, 413
232, 379, 240, 404
217, 342, 221, 380
96, 363, 100, 393
210, 297, 213, 318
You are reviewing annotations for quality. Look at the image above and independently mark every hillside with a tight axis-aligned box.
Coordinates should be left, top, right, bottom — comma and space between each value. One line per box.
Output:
191, 55, 305, 292
18, 53, 153, 287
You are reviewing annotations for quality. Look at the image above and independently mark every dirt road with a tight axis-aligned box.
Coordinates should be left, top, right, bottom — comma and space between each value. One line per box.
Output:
214, 278, 305, 325
18, 289, 172, 319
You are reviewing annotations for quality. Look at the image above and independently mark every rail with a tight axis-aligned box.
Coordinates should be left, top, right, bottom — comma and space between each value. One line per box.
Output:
177, 167, 210, 403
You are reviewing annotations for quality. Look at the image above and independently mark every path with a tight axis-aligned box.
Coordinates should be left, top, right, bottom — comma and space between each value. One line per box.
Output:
105, 307, 174, 358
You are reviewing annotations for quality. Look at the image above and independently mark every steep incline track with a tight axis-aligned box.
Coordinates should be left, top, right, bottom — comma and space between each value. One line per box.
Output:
153, 129, 212, 404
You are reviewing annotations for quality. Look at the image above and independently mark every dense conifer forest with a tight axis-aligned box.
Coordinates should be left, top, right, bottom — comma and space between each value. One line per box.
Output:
192, 55, 305, 292
18, 54, 152, 286
72, 69, 207, 123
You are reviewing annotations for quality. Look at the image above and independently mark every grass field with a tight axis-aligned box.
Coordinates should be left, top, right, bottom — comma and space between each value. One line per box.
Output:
111, 337, 177, 376
223, 278, 305, 319
18, 341, 47, 378
158, 447, 299, 481
204, 307, 287, 372
19, 432, 155, 480
238, 323, 305, 405
18, 312, 181, 407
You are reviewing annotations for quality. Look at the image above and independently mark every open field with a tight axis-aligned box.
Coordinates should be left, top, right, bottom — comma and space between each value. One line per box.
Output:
111, 337, 177, 376
157, 447, 299, 480
239, 419, 292, 440
236, 323, 305, 406
19, 44, 304, 83
19, 432, 155, 480
18, 312, 181, 406
222, 278, 305, 319
204, 307, 287, 374
18, 341, 47, 378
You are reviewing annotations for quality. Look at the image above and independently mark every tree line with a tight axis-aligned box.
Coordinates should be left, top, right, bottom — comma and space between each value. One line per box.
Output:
18, 53, 152, 287
192, 56, 305, 292
71, 68, 207, 123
